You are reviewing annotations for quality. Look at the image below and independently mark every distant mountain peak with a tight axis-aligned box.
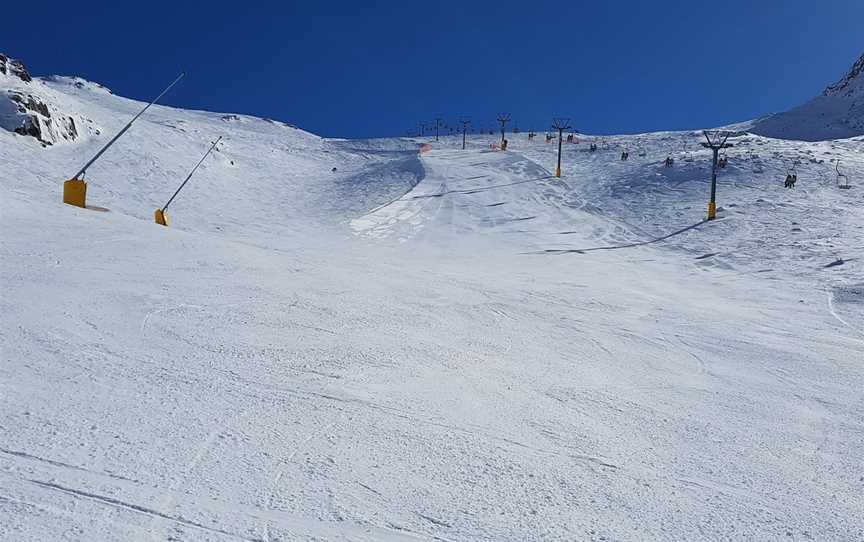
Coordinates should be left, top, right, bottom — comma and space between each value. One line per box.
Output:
824, 52, 864, 97
750, 51, 864, 141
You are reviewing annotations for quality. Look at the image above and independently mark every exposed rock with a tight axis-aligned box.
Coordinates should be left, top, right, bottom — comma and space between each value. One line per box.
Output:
0, 53, 32, 82
825, 53, 864, 97
1, 53, 85, 145
3, 89, 79, 145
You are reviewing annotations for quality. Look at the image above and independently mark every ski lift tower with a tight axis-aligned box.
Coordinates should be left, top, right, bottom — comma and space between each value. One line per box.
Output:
701, 130, 733, 220
551, 117, 571, 178
497, 113, 511, 146
459, 117, 471, 150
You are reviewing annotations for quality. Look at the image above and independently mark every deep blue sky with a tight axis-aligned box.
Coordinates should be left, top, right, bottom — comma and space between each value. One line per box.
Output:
5, 1, 862, 138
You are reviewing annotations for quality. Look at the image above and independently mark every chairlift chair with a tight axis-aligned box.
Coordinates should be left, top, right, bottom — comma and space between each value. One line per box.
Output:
837, 161, 851, 189
784, 161, 798, 188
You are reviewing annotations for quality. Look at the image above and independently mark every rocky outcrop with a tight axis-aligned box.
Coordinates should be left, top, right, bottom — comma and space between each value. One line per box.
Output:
825, 53, 864, 97
0, 53, 32, 82
0, 53, 82, 146
4, 89, 79, 144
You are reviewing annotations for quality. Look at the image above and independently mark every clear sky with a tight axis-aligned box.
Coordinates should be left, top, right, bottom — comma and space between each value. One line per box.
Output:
5, 1, 863, 138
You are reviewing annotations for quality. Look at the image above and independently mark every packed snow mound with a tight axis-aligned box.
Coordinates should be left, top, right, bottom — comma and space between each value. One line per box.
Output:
0, 53, 94, 146
751, 52, 864, 141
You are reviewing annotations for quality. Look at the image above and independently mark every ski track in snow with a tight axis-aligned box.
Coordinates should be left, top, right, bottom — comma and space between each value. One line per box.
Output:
264, 420, 337, 542
825, 289, 864, 341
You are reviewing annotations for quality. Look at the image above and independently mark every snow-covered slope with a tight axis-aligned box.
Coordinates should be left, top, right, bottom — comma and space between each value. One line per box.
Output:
751, 52, 864, 141
2, 55, 863, 541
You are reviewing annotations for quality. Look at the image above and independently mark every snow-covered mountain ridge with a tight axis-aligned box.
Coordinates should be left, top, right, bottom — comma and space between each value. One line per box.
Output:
825, 52, 864, 97
752, 52, 864, 141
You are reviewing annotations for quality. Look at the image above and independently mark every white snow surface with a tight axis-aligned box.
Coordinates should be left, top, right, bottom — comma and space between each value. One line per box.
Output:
1, 69, 863, 542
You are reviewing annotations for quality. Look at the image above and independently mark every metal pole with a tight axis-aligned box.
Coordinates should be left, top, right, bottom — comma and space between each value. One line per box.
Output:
71, 72, 185, 180
557, 129, 564, 177
162, 136, 222, 211
497, 114, 510, 145
708, 147, 718, 220
703, 130, 730, 221
551, 118, 570, 178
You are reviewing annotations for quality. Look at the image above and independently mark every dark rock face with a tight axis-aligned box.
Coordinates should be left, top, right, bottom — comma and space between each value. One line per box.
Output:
4, 89, 78, 145
9, 91, 49, 116
0, 53, 33, 82
13, 119, 40, 138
